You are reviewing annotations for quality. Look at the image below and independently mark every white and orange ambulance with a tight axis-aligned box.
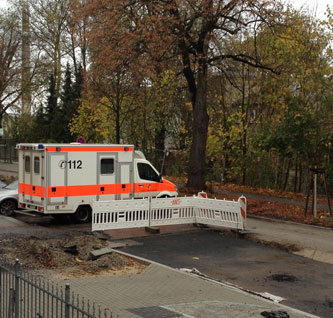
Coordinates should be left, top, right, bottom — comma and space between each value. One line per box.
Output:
17, 143, 177, 222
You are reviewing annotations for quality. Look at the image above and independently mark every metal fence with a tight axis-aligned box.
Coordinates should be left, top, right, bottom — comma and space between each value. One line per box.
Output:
0, 139, 18, 163
0, 259, 116, 318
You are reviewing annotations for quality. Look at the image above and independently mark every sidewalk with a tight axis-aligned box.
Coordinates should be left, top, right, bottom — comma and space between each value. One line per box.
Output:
61, 257, 319, 318
0, 161, 18, 179
247, 216, 333, 264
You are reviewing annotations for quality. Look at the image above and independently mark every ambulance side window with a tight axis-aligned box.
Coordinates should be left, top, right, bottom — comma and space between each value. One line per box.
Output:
101, 158, 114, 174
25, 156, 31, 173
34, 157, 40, 174
137, 163, 160, 182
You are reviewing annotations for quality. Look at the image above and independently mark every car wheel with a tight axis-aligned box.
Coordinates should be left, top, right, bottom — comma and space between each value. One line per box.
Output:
0, 200, 16, 216
70, 205, 91, 224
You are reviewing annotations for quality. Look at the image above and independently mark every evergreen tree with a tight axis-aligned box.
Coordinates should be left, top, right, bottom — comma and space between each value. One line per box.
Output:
59, 63, 74, 142
32, 105, 48, 141
45, 74, 58, 141
59, 63, 83, 142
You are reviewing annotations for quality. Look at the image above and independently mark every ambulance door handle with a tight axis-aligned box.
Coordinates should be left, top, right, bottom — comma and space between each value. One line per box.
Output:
139, 184, 144, 187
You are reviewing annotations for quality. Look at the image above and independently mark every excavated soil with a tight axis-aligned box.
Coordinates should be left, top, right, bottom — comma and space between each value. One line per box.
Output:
0, 234, 147, 278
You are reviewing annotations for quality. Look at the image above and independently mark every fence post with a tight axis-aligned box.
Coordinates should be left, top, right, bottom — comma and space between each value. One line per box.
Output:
14, 259, 20, 318
148, 197, 152, 227
65, 283, 70, 318
8, 288, 15, 318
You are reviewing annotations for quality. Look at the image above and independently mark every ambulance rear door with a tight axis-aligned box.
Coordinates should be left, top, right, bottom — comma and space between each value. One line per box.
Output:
30, 150, 45, 205
21, 148, 32, 204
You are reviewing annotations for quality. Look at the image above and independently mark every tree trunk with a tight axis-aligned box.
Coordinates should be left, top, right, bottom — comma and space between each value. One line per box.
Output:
298, 161, 303, 193
241, 64, 247, 186
294, 157, 298, 193
283, 158, 291, 191
186, 65, 209, 190
115, 101, 120, 144
115, 73, 121, 144
21, 0, 31, 114
154, 125, 165, 169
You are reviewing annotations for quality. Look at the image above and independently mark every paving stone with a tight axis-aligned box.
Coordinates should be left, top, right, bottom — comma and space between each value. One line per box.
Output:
90, 247, 113, 259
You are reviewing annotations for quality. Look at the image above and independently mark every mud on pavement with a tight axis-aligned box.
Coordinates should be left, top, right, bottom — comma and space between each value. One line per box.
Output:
0, 234, 147, 279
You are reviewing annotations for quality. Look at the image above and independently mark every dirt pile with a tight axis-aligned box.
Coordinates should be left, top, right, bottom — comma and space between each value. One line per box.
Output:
0, 234, 147, 278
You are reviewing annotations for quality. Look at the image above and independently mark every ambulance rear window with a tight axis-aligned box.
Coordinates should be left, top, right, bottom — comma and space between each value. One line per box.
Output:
25, 156, 30, 172
34, 157, 40, 174
101, 158, 114, 174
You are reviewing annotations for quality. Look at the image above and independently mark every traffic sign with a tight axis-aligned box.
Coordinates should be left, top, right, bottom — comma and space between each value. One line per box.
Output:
76, 137, 86, 144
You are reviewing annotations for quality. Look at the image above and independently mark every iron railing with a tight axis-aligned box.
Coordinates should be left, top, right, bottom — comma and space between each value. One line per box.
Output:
0, 139, 17, 163
0, 259, 117, 318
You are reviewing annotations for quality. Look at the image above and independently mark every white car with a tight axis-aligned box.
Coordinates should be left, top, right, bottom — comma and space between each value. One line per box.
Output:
0, 180, 18, 216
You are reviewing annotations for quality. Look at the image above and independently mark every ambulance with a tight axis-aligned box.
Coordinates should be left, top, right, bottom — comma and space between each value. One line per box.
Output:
17, 143, 177, 222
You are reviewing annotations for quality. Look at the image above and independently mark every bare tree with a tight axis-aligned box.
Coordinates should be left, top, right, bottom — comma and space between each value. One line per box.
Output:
0, 9, 21, 127
28, 0, 72, 100
21, 0, 31, 114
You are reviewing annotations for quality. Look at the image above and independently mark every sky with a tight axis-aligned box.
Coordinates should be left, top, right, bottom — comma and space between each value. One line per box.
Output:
0, 0, 331, 18
290, 0, 331, 18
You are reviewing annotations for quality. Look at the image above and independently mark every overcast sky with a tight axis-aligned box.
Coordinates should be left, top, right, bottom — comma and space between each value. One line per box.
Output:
291, 0, 331, 18
0, 0, 331, 18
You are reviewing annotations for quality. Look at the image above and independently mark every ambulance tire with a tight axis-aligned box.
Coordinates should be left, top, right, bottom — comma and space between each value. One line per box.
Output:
71, 205, 92, 223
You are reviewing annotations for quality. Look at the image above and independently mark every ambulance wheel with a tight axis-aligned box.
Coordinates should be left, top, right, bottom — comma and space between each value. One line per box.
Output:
71, 205, 91, 223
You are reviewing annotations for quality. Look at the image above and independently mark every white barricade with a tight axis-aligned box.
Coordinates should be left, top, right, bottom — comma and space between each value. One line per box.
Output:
150, 197, 196, 226
92, 195, 246, 232
195, 197, 243, 230
92, 199, 150, 231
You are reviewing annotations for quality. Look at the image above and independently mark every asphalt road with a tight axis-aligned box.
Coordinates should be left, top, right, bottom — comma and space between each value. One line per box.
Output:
121, 230, 333, 318
2, 214, 333, 317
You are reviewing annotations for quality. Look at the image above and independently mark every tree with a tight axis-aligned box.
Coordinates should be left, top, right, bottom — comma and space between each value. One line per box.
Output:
45, 74, 58, 140
58, 63, 82, 142
0, 9, 21, 127
75, 0, 282, 190
21, 0, 32, 114
28, 0, 72, 100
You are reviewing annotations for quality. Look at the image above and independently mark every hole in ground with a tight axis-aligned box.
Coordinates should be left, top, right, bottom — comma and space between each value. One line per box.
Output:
268, 274, 297, 282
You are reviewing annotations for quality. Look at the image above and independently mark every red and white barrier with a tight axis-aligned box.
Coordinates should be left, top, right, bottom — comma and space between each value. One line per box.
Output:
92, 194, 247, 232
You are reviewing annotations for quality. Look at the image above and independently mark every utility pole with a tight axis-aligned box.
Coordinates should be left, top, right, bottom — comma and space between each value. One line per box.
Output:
313, 166, 317, 218
305, 167, 332, 217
